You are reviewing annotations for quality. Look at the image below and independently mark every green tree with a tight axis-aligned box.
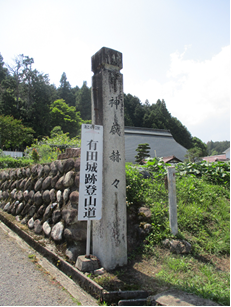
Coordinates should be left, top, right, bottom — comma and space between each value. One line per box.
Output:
0, 60, 22, 119
191, 137, 208, 156
0, 53, 8, 83
25, 71, 52, 138
50, 126, 63, 138
169, 117, 193, 149
0, 115, 34, 149
142, 99, 193, 149
1, 54, 53, 138
184, 147, 203, 162
6, 54, 32, 109
50, 99, 82, 138
143, 99, 170, 130
207, 140, 230, 155
58, 72, 76, 106
0, 83, 20, 119
76, 81, 91, 120
135, 143, 151, 164
124, 93, 145, 127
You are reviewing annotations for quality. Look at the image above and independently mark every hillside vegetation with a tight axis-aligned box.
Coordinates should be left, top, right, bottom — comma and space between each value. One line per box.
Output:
1, 52, 229, 158
93, 159, 230, 305
126, 159, 229, 252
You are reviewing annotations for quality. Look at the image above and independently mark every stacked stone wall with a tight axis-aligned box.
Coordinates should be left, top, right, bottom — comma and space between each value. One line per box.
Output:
0, 148, 155, 265
0, 155, 87, 262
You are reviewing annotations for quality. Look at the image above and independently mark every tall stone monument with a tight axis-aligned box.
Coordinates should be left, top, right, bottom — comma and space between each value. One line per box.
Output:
91, 47, 127, 270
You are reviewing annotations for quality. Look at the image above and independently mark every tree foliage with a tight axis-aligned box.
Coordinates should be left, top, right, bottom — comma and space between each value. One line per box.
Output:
184, 147, 203, 162
50, 99, 82, 138
135, 143, 151, 164
0, 52, 227, 155
207, 140, 230, 156
58, 72, 77, 106
76, 81, 91, 120
0, 54, 53, 138
0, 115, 34, 149
124, 96, 194, 149
0, 53, 8, 83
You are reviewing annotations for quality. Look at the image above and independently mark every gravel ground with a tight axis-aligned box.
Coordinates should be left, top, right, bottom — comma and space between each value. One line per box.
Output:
0, 224, 88, 306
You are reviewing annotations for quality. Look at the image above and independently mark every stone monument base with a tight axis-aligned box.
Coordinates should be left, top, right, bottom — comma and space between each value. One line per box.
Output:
75, 255, 100, 272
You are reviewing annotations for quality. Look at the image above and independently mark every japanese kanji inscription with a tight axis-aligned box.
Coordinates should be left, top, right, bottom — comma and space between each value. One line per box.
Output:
91, 47, 127, 270
78, 124, 103, 221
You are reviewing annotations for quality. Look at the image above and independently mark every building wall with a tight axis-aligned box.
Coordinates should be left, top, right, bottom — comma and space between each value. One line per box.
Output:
3, 151, 23, 158
224, 148, 230, 159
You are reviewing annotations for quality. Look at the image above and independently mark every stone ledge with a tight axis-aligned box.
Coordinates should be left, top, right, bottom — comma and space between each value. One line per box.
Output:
102, 290, 148, 305
148, 290, 220, 306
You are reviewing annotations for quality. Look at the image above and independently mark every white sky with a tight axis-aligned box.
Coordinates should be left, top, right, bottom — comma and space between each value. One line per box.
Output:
0, 0, 230, 143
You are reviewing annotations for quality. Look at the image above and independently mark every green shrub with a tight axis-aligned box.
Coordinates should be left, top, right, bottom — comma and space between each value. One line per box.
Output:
0, 156, 33, 169
125, 163, 146, 207
25, 132, 81, 163
31, 148, 40, 163
176, 160, 230, 187
143, 158, 230, 187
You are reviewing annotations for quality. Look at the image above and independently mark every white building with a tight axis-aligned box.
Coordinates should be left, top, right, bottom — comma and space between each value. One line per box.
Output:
223, 148, 230, 159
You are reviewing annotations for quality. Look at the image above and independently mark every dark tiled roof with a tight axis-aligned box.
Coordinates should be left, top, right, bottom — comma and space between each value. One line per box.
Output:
125, 126, 187, 163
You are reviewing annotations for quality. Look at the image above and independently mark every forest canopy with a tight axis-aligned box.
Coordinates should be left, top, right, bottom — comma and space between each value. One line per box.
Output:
0, 53, 229, 155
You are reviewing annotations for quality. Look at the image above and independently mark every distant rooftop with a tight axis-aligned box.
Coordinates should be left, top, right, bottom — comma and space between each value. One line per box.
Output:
202, 155, 229, 162
162, 155, 183, 163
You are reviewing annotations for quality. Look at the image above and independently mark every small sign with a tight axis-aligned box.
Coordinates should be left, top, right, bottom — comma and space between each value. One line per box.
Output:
78, 124, 103, 221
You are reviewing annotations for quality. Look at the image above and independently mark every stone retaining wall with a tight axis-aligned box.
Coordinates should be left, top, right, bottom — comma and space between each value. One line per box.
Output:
0, 149, 154, 265
0, 154, 87, 262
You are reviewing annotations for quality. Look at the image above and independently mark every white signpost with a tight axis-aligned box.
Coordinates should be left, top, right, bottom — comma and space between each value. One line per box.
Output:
78, 123, 103, 255
167, 166, 178, 235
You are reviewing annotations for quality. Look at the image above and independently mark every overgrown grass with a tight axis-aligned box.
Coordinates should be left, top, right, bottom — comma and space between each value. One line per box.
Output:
125, 160, 230, 305
156, 254, 230, 305
176, 176, 230, 255
126, 160, 230, 256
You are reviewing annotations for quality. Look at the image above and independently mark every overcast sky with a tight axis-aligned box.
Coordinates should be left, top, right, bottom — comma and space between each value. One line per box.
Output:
0, 0, 230, 143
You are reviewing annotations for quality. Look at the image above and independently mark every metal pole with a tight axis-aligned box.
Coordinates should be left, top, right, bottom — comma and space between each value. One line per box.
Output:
86, 219, 91, 256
